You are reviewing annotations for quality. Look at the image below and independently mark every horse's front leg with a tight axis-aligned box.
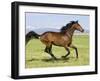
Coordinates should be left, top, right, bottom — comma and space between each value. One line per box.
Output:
70, 44, 78, 59
61, 47, 70, 59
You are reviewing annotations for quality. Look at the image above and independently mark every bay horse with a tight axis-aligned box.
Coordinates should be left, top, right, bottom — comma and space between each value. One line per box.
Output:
40, 21, 84, 60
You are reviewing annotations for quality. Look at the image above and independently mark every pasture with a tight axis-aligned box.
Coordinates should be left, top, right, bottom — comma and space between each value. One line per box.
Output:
25, 35, 89, 68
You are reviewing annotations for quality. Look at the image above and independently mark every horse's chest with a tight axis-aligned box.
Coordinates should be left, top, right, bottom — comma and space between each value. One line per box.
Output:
63, 38, 72, 46
62, 36, 72, 42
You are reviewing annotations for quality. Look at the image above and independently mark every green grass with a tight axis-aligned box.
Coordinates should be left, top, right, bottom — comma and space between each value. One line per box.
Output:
25, 35, 89, 68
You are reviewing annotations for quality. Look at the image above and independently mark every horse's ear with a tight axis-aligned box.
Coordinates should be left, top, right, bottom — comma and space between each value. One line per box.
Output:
76, 20, 78, 23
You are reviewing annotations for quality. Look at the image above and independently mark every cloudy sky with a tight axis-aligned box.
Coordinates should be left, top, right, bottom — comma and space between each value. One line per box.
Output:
25, 12, 90, 31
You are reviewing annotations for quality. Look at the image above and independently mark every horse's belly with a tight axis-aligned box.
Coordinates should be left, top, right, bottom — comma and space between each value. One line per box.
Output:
52, 38, 71, 47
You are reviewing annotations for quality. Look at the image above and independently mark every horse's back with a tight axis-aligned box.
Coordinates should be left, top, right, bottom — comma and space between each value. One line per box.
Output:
40, 31, 56, 41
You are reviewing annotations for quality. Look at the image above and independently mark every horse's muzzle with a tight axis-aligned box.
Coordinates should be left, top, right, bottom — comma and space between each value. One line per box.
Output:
81, 29, 84, 32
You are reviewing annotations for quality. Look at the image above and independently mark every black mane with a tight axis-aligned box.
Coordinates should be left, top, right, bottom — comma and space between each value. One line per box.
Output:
60, 21, 77, 33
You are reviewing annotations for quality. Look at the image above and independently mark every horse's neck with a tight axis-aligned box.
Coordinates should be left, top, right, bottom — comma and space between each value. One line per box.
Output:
66, 28, 75, 38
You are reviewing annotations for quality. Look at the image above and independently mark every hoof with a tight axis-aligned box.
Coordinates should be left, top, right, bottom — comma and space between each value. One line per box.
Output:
61, 56, 66, 59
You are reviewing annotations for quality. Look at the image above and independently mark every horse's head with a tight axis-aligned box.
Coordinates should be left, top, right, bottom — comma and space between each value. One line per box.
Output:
72, 21, 84, 32
60, 21, 84, 34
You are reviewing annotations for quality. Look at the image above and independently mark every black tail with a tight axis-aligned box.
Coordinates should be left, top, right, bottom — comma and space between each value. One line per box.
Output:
25, 31, 40, 45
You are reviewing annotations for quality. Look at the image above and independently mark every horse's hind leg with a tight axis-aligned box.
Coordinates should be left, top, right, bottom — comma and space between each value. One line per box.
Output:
44, 46, 49, 53
49, 45, 57, 60
45, 44, 57, 60
62, 47, 70, 58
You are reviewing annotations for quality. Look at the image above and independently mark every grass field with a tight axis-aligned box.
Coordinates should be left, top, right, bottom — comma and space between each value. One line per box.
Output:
25, 35, 89, 68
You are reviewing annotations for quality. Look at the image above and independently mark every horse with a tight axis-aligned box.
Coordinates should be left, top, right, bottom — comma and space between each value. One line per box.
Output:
39, 21, 84, 60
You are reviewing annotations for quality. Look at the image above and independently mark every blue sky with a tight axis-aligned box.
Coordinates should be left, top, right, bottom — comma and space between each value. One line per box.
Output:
25, 12, 90, 31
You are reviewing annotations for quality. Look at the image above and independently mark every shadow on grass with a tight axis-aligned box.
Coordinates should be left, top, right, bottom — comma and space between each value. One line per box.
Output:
41, 58, 69, 62
26, 57, 74, 63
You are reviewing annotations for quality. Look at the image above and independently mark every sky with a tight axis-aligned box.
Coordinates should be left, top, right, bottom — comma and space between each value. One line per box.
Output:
25, 12, 90, 31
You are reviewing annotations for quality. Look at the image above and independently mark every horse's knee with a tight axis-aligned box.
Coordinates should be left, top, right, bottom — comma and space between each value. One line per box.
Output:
73, 47, 78, 52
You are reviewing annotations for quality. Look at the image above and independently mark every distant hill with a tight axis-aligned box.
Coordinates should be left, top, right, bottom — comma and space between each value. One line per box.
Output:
26, 28, 60, 35
34, 28, 60, 35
